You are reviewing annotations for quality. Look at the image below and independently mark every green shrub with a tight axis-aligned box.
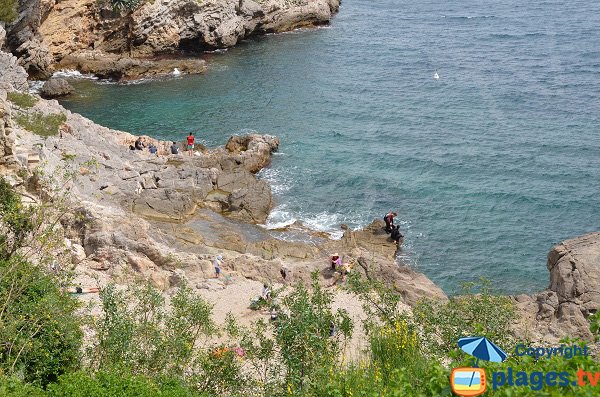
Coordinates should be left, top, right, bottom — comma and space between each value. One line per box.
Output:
47, 370, 202, 397
92, 283, 217, 377
15, 112, 67, 137
0, 0, 18, 23
0, 178, 82, 386
0, 376, 45, 397
413, 278, 516, 358
7, 92, 38, 109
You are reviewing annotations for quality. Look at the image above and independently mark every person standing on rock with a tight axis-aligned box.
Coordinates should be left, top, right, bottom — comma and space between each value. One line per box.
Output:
384, 211, 398, 233
187, 132, 195, 156
214, 254, 223, 278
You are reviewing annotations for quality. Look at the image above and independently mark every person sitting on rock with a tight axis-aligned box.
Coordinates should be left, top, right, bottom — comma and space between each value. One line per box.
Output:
391, 225, 403, 247
331, 253, 342, 271
384, 211, 398, 233
134, 137, 145, 150
170, 141, 179, 155
148, 144, 158, 155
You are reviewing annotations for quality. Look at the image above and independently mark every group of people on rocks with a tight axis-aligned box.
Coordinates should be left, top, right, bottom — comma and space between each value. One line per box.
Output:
384, 210, 403, 246
130, 132, 197, 156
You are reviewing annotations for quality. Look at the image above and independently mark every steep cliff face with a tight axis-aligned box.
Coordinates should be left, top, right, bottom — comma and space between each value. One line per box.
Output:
4, 0, 55, 78
5, 0, 340, 78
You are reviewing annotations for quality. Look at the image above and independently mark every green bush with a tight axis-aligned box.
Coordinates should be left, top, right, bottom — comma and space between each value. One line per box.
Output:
92, 283, 217, 377
0, 0, 18, 23
0, 178, 82, 386
7, 92, 38, 109
16, 112, 67, 137
413, 278, 516, 358
15, 112, 67, 137
47, 371, 202, 397
0, 376, 45, 397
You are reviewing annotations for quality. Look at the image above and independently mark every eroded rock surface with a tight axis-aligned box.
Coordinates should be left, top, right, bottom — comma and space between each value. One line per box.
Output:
512, 232, 600, 342
5, 0, 340, 79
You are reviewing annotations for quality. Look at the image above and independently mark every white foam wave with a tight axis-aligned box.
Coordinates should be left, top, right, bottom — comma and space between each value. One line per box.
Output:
28, 80, 44, 95
52, 69, 98, 80
300, 212, 344, 240
258, 167, 291, 194
263, 208, 298, 230
204, 48, 229, 54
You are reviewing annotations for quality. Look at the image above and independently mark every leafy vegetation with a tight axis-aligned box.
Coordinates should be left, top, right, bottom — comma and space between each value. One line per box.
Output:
110, 0, 142, 12
0, 178, 82, 386
0, 0, 18, 23
7, 92, 38, 109
15, 112, 67, 137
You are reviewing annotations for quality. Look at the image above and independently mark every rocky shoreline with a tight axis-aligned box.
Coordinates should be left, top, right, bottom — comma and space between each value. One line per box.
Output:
2, 21, 600, 345
3, 0, 341, 80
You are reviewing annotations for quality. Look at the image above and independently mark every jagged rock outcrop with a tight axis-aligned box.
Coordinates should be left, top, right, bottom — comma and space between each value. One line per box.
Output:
0, 50, 29, 92
57, 52, 207, 80
40, 77, 74, 98
4, 0, 54, 78
5, 0, 340, 78
0, 92, 17, 169
0, 44, 27, 169
512, 232, 600, 342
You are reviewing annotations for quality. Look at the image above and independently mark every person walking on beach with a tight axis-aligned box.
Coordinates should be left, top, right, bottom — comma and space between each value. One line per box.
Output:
214, 254, 223, 278
187, 132, 195, 156
384, 211, 398, 233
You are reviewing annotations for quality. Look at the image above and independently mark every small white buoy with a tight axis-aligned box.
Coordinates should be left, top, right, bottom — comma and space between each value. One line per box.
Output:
172, 68, 181, 76
433, 72, 440, 80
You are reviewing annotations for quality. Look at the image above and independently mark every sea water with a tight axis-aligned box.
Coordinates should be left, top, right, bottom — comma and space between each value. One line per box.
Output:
59, 0, 600, 294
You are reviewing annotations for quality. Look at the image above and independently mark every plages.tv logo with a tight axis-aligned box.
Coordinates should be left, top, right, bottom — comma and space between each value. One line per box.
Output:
450, 336, 508, 397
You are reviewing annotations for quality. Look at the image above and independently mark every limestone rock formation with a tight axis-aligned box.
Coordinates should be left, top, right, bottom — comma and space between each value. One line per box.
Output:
0, 51, 29, 92
0, 24, 6, 48
4, 0, 54, 78
0, 46, 27, 169
5, 0, 340, 78
57, 52, 207, 80
512, 232, 600, 342
40, 77, 74, 98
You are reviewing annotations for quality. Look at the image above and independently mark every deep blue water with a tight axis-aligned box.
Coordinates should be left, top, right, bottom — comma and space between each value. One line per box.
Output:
59, 0, 600, 294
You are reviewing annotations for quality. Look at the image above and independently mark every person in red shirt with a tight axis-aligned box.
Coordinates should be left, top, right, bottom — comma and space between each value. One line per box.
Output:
384, 211, 398, 233
187, 132, 195, 156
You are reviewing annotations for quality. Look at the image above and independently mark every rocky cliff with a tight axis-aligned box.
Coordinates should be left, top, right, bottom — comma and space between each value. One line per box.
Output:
513, 232, 600, 342
4, 0, 340, 79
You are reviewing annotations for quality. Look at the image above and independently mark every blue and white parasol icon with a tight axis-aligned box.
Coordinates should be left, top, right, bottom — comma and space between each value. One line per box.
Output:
458, 336, 508, 366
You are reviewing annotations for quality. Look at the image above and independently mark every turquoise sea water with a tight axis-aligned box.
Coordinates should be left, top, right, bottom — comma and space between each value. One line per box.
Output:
59, 0, 600, 294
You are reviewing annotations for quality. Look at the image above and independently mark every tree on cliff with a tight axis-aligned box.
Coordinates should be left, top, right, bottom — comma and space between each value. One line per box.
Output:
110, 0, 142, 56
0, 0, 18, 23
